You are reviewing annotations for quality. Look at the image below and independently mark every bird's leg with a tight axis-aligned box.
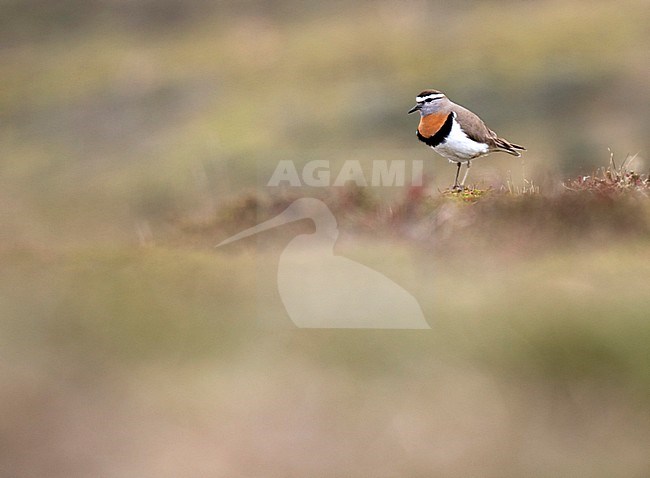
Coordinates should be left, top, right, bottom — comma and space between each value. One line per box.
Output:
453, 162, 462, 190
460, 160, 471, 187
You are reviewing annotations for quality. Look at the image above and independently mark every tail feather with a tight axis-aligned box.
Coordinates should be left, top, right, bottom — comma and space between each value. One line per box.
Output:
493, 137, 526, 157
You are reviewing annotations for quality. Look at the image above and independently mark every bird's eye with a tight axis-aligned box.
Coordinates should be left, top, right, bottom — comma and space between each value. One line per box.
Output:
425, 98, 433, 103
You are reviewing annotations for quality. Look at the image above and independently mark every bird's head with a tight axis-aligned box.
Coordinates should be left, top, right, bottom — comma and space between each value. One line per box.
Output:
408, 89, 447, 116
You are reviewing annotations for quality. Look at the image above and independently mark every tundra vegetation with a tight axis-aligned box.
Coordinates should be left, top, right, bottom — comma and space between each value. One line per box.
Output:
2, 0, 650, 476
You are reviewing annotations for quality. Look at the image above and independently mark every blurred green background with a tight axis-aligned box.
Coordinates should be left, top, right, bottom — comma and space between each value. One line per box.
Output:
2, 1, 650, 476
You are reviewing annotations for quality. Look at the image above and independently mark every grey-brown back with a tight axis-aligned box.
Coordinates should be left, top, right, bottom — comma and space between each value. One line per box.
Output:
450, 101, 526, 156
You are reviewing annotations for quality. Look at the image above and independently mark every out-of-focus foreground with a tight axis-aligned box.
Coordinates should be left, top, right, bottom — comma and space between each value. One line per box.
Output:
2, 1, 650, 476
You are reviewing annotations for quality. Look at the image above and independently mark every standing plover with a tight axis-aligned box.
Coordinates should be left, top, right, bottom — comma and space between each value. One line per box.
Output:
408, 89, 525, 189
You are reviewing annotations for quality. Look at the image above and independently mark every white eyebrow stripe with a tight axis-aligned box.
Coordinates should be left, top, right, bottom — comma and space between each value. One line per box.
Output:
416, 93, 445, 102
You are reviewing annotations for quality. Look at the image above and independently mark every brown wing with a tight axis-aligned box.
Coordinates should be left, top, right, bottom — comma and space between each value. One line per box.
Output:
452, 104, 526, 156
451, 104, 497, 144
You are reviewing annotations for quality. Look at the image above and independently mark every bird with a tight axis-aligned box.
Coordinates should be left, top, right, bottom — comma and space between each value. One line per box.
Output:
408, 89, 525, 190
217, 198, 429, 329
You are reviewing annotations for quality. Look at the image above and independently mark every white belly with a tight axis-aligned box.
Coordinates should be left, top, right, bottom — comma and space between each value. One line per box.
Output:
432, 116, 489, 162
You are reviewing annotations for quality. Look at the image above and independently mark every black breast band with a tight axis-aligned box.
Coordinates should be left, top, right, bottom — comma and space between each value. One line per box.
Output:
416, 112, 454, 147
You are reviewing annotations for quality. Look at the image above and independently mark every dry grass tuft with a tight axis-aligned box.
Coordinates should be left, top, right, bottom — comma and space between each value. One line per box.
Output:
564, 153, 649, 196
